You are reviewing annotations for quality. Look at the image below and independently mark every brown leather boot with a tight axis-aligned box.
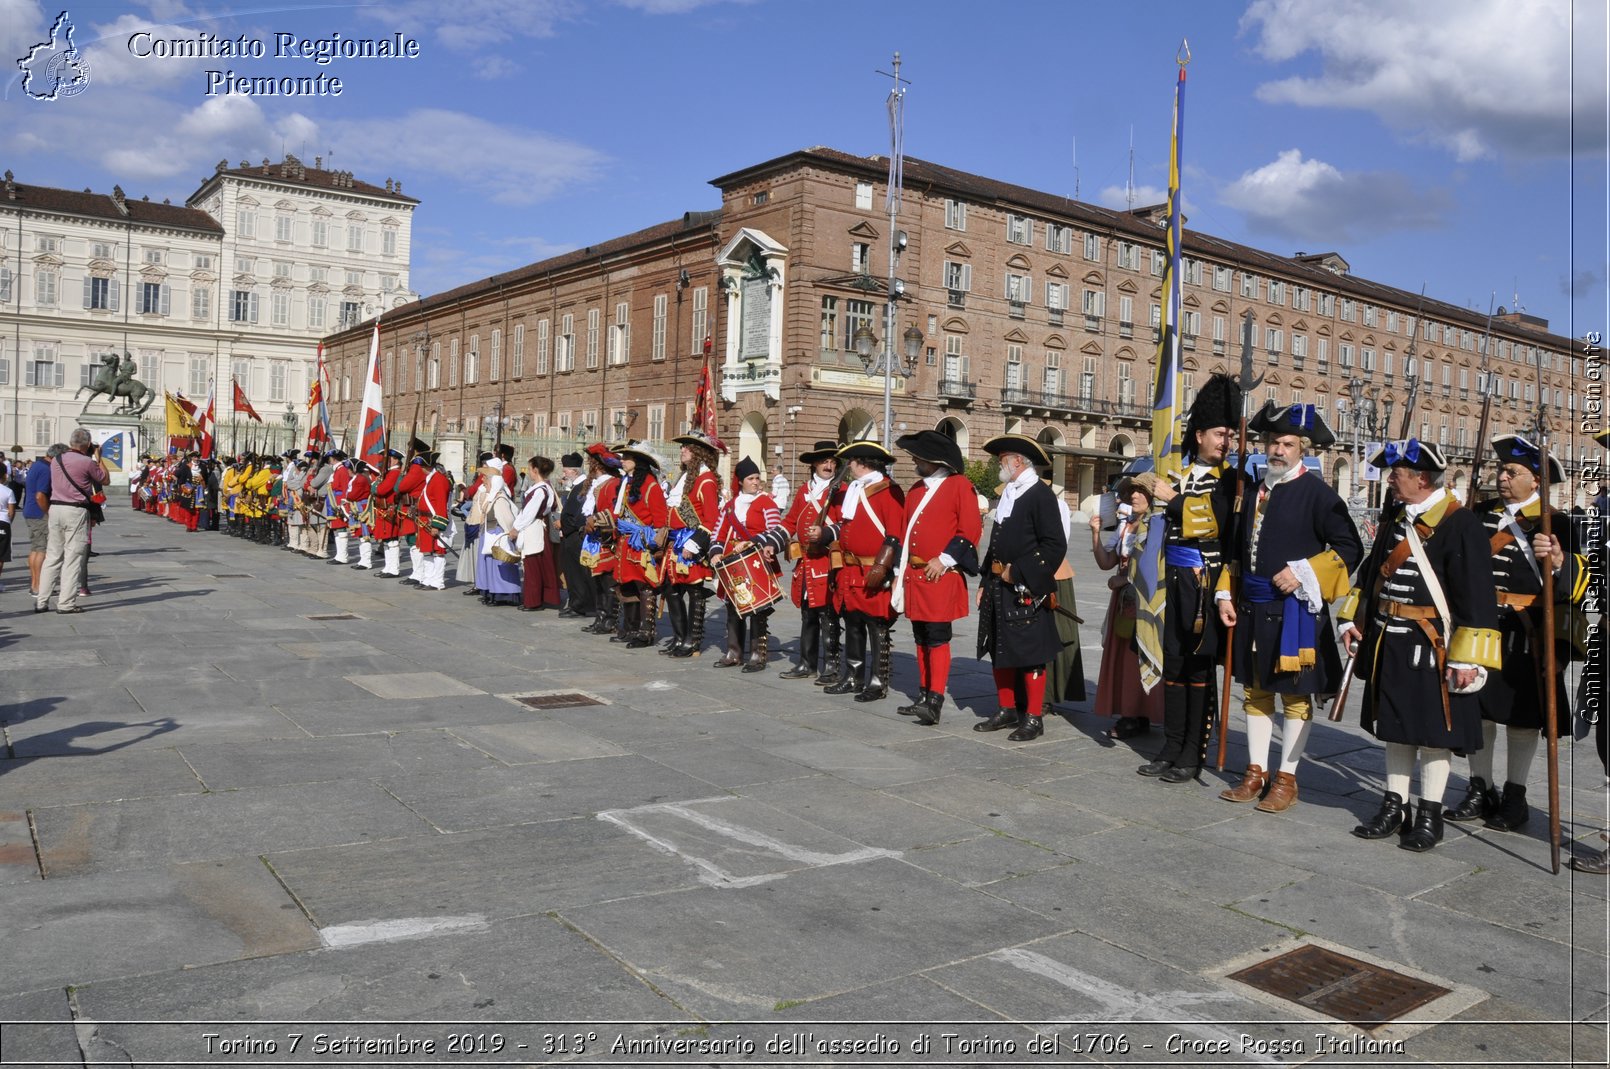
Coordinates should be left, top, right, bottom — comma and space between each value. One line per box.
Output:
1219, 764, 1268, 804
1255, 772, 1299, 813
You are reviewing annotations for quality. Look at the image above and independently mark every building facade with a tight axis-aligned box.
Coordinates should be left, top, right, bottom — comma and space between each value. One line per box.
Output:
323, 147, 1591, 506
0, 154, 417, 456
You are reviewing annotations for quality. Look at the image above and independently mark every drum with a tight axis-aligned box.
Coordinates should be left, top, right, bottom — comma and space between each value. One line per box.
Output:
715, 544, 782, 617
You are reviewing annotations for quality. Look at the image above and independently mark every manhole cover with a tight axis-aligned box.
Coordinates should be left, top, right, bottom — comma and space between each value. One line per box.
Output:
307, 613, 361, 621
1229, 944, 1449, 1031
515, 693, 604, 709
212, 573, 253, 578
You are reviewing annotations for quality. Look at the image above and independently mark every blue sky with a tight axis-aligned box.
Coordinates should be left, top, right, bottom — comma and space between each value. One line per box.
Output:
4, 0, 1605, 343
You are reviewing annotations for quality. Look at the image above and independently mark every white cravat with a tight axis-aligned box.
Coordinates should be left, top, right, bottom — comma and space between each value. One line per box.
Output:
841, 471, 881, 520
994, 466, 1038, 522
582, 472, 611, 515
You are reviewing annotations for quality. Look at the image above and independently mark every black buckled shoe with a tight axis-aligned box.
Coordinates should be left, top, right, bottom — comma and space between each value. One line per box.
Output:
913, 692, 944, 726
1399, 799, 1445, 852
973, 708, 1021, 733
895, 691, 930, 717
1159, 765, 1200, 784
1484, 782, 1530, 832
1445, 776, 1499, 823
1351, 792, 1407, 840
1006, 715, 1044, 742
1137, 759, 1175, 778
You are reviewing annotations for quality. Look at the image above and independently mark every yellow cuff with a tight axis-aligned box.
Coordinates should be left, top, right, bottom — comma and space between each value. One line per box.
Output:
1306, 549, 1352, 602
1337, 587, 1361, 623
1180, 494, 1219, 540
1448, 626, 1503, 670
1567, 555, 1590, 604
1216, 565, 1234, 595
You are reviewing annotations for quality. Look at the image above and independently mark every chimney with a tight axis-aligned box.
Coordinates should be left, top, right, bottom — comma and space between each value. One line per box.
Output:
6, 170, 17, 200
385, 178, 393, 193
315, 156, 322, 169
394, 180, 402, 194
111, 184, 129, 216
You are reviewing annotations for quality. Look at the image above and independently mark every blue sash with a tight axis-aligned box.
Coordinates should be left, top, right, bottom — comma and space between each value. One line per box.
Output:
1243, 574, 1318, 673
1165, 544, 1206, 568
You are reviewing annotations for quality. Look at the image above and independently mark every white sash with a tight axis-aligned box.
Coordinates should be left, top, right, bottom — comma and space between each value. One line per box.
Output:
889, 481, 942, 614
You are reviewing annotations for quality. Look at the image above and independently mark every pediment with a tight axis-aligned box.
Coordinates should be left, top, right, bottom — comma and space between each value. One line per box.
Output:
847, 220, 880, 240
1265, 371, 1283, 386
87, 257, 117, 273
945, 241, 972, 258
1082, 270, 1104, 285
1292, 318, 1309, 331
1183, 293, 1201, 309
1183, 357, 1200, 371
1115, 346, 1137, 361
1044, 333, 1067, 350
941, 316, 969, 334
1210, 298, 1230, 312
1046, 263, 1069, 279
1083, 341, 1106, 356
1338, 330, 1354, 342
139, 266, 166, 283
718, 225, 788, 265
1116, 277, 1138, 293
1005, 253, 1032, 271
1003, 327, 1030, 344
1266, 311, 1283, 326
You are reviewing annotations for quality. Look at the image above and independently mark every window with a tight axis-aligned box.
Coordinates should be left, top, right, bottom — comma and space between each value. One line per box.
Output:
307, 297, 325, 329
26, 342, 63, 388
1043, 352, 1062, 395
585, 308, 600, 369
1268, 280, 1285, 305
1292, 334, 1308, 361
1048, 224, 1073, 255
1079, 356, 1095, 400
844, 299, 874, 350
1083, 232, 1101, 261
646, 294, 667, 362
1081, 288, 1105, 329
851, 242, 870, 274
751, 191, 768, 206
691, 287, 708, 352
141, 351, 159, 387
536, 318, 550, 375
1213, 265, 1232, 291
855, 181, 873, 210
490, 328, 503, 380
0, 266, 9, 303
1318, 293, 1335, 316
1265, 327, 1283, 356
1117, 241, 1141, 270
192, 284, 210, 321
1006, 272, 1032, 308
143, 248, 165, 266
428, 355, 440, 389
1339, 298, 1355, 321
382, 228, 397, 257
1121, 296, 1137, 338
230, 290, 258, 323
1293, 285, 1311, 311
344, 269, 362, 288
347, 225, 364, 253
34, 268, 57, 306
1184, 259, 1203, 286
85, 276, 117, 310
140, 281, 170, 315
1117, 362, 1135, 404
339, 301, 360, 329
380, 273, 397, 293
559, 312, 575, 372
311, 220, 328, 248
1364, 304, 1378, 327
271, 291, 289, 327
1241, 273, 1258, 299
608, 301, 629, 365
1045, 282, 1068, 311
645, 403, 666, 442
1004, 344, 1024, 391
1361, 347, 1375, 372
189, 356, 209, 397
1151, 250, 1166, 277
943, 260, 971, 296
33, 415, 52, 445
512, 323, 525, 378
465, 338, 478, 384
91, 241, 114, 260
943, 334, 968, 384
236, 210, 256, 238
1007, 214, 1032, 245
819, 296, 838, 351
945, 199, 966, 231
35, 235, 59, 253
1181, 309, 1200, 347
1387, 310, 1399, 333
0, 344, 8, 385
1316, 337, 1328, 370
275, 214, 293, 242
1339, 343, 1354, 368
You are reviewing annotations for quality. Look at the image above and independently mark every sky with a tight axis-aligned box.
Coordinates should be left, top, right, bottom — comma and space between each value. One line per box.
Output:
3, 0, 1606, 344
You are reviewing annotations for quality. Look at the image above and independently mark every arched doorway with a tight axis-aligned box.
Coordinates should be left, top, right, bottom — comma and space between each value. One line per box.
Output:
1109, 433, 1135, 458
737, 411, 768, 470
936, 416, 969, 456
1334, 457, 1352, 501
839, 407, 875, 444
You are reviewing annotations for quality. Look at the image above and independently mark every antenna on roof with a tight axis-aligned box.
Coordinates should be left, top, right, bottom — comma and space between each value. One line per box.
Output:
1072, 136, 1079, 201
1512, 279, 1523, 314
1126, 125, 1135, 210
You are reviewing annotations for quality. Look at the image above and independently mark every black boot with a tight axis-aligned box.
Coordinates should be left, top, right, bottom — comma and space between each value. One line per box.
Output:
854, 620, 890, 702
974, 708, 1022, 733
1351, 792, 1407, 839
823, 615, 864, 695
1445, 776, 1499, 823
1399, 799, 1445, 851
715, 605, 746, 667
1007, 714, 1045, 742
914, 691, 944, 727
781, 607, 820, 679
612, 596, 640, 642
895, 690, 930, 717
628, 590, 658, 649
1485, 782, 1530, 832
679, 588, 709, 657
742, 612, 770, 672
815, 611, 842, 685
1137, 758, 1175, 777
662, 590, 688, 655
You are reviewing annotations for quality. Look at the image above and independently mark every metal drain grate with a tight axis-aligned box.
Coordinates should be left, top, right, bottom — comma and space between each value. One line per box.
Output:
307, 613, 361, 621
212, 573, 253, 578
515, 693, 604, 709
1229, 944, 1449, 1031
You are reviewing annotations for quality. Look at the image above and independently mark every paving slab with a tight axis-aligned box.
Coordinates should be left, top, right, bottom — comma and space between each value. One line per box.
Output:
0, 748, 202, 809
638, 738, 820, 787
736, 776, 993, 852
903, 832, 1073, 887
885, 773, 1125, 853
178, 731, 498, 790
0, 988, 81, 1067
446, 719, 632, 765
272, 694, 536, 736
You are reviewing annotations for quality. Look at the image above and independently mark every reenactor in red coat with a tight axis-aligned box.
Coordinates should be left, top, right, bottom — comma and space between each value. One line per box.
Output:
394, 437, 432, 583
326, 452, 353, 564
580, 444, 625, 635
819, 441, 906, 703
613, 442, 669, 649
411, 451, 452, 590
711, 456, 785, 671
369, 447, 405, 575
663, 431, 724, 657
343, 459, 376, 570
892, 430, 982, 725
779, 441, 843, 683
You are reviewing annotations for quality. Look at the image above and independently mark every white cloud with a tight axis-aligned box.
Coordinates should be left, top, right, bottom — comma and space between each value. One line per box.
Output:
1240, 0, 1601, 160
361, 0, 748, 53
324, 109, 609, 205
1220, 149, 1450, 244
1096, 183, 1168, 211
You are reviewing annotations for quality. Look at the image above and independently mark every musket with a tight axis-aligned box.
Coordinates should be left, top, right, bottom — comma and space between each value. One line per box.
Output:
1466, 294, 1500, 500
1535, 390, 1562, 874
1397, 285, 1428, 440
1325, 646, 1358, 722
1217, 310, 1262, 770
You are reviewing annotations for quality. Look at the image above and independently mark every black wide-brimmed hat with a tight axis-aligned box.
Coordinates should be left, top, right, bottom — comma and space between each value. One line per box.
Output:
734, 455, 762, 482
406, 437, 431, 455
561, 452, 584, 468
617, 440, 664, 472
800, 439, 840, 464
1491, 434, 1565, 482
982, 433, 1051, 468
1248, 401, 1335, 448
672, 429, 728, 455
836, 440, 894, 465
1369, 438, 1447, 473
896, 429, 965, 473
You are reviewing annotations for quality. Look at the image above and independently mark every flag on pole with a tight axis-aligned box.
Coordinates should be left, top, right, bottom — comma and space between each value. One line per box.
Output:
1133, 46, 1189, 695
199, 378, 216, 459
306, 343, 331, 450
232, 379, 263, 422
358, 323, 387, 468
165, 391, 200, 438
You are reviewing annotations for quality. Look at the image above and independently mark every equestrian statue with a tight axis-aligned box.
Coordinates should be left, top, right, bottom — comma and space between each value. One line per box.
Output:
77, 351, 156, 417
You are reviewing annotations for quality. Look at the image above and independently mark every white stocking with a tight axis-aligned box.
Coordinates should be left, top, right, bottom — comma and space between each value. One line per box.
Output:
1278, 715, 1312, 775
1245, 712, 1274, 770
1504, 727, 1540, 786
1421, 748, 1452, 805
1385, 742, 1416, 800
1469, 721, 1498, 782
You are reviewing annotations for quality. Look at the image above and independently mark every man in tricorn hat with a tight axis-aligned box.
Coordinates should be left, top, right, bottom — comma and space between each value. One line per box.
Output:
663, 431, 724, 655
1341, 438, 1500, 851
579, 443, 625, 635
1138, 373, 1246, 783
973, 434, 1066, 741
778, 441, 843, 681
393, 437, 433, 583
891, 429, 981, 725
368, 447, 406, 575
1443, 434, 1585, 834
1218, 402, 1361, 811
819, 441, 906, 702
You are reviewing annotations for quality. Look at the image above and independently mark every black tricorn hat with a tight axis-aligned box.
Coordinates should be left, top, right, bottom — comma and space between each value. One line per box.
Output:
407, 437, 431, 455
1369, 438, 1447, 473
982, 433, 1051, 468
800, 439, 840, 464
1491, 434, 1565, 483
1184, 373, 1242, 460
1248, 401, 1335, 448
561, 452, 584, 468
836, 440, 894, 465
896, 429, 965, 473
734, 455, 761, 482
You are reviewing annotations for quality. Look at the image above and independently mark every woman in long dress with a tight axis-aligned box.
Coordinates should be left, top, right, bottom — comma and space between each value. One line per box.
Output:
513, 455, 562, 611
475, 458, 522, 606
1089, 476, 1164, 739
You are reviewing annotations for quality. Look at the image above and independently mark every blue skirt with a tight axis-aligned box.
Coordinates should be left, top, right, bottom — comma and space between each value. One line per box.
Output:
476, 526, 522, 595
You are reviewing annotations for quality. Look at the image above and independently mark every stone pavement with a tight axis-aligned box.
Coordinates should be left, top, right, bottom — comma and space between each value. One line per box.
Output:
0, 502, 1605, 1068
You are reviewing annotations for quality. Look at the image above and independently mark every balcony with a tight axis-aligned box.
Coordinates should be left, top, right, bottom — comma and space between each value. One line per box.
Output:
1048, 308, 1064, 327
938, 378, 976, 406
1182, 333, 1197, 351
1084, 313, 1102, 333
1066, 396, 1152, 423
947, 289, 966, 309
1009, 301, 1027, 319
1121, 321, 1135, 340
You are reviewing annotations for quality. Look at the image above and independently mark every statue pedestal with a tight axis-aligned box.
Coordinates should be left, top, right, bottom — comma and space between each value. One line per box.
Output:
82, 410, 149, 490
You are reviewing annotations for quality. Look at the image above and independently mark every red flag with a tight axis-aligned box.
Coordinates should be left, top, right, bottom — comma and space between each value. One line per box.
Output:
306, 343, 331, 449
357, 324, 386, 467
173, 391, 198, 419
200, 380, 215, 459
232, 380, 263, 422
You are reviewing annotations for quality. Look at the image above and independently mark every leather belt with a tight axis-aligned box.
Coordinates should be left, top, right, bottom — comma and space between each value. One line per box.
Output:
990, 561, 1007, 575
1379, 599, 1438, 621
1496, 591, 1537, 610
843, 552, 877, 567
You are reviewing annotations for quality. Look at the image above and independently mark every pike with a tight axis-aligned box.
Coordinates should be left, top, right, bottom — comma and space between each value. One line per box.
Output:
1534, 391, 1563, 874
1396, 286, 1429, 439
1217, 310, 1262, 770
1465, 294, 1500, 499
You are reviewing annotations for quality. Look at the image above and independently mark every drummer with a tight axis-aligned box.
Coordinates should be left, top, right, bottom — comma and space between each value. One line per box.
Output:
710, 456, 786, 671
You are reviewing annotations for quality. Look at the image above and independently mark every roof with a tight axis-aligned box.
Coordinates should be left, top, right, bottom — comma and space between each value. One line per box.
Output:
328, 209, 725, 340
0, 177, 224, 235
187, 154, 419, 207
712, 147, 1575, 351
